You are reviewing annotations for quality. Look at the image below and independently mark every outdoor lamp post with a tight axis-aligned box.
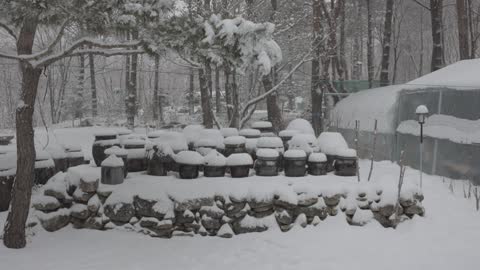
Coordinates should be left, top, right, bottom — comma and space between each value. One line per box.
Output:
416, 105, 429, 188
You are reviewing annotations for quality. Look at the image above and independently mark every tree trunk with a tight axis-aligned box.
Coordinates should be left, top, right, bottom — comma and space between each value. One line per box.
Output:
125, 31, 138, 130
366, 0, 374, 88
311, 0, 323, 136
3, 16, 41, 249
199, 64, 214, 128
456, 0, 470, 60
230, 71, 240, 128
265, 0, 283, 132
380, 0, 394, 86
215, 66, 221, 113
337, 0, 347, 85
88, 52, 97, 118
224, 67, 233, 122
76, 54, 85, 120
352, 0, 363, 80
430, 0, 444, 71
188, 68, 195, 115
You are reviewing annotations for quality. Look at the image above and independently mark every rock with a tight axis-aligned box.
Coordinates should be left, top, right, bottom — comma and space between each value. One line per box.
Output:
294, 213, 308, 228
225, 202, 248, 219
184, 220, 201, 232
176, 209, 195, 224
414, 193, 424, 202
327, 206, 338, 216
232, 215, 271, 234
133, 195, 173, 220
175, 197, 214, 212
70, 204, 90, 220
323, 194, 341, 207
79, 177, 99, 193
199, 204, 225, 219
129, 217, 139, 225
37, 209, 70, 232
44, 189, 67, 201
72, 189, 94, 204
249, 198, 274, 211
201, 215, 221, 230
297, 193, 318, 207
312, 216, 321, 226
275, 209, 292, 225
87, 195, 101, 214
345, 206, 357, 217
250, 208, 274, 218
373, 212, 393, 228
198, 225, 208, 236
294, 199, 328, 220
358, 200, 371, 210
32, 196, 61, 212
97, 187, 113, 198
84, 216, 104, 230
273, 197, 297, 210
378, 204, 395, 217
279, 224, 291, 232
399, 197, 415, 208
104, 202, 135, 223
404, 203, 425, 216
221, 216, 232, 224
217, 223, 234, 238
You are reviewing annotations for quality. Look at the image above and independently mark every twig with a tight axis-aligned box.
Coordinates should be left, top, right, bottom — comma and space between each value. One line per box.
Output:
475, 187, 480, 211
449, 179, 454, 194
367, 119, 378, 182
355, 120, 360, 182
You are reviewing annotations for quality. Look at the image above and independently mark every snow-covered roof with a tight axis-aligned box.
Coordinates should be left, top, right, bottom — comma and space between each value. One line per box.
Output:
331, 59, 480, 134
406, 59, 480, 89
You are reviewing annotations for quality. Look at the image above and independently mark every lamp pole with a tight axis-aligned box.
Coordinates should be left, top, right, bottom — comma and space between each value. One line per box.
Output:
416, 105, 429, 189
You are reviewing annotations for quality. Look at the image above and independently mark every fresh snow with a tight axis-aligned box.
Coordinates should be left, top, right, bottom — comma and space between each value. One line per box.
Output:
256, 137, 283, 149
317, 132, 349, 156
226, 153, 253, 166
104, 146, 128, 156
224, 136, 246, 145
101, 154, 124, 167
204, 151, 226, 167
308, 153, 327, 162
251, 121, 272, 129
283, 149, 306, 159
279, 129, 300, 138
255, 148, 279, 158
285, 119, 315, 135
175, 151, 204, 165
239, 129, 261, 137
396, 114, 480, 144
220, 128, 239, 138
415, 105, 429, 115
335, 148, 357, 158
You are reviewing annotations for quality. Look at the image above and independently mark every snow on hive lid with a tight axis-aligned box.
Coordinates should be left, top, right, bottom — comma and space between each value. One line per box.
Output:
256, 148, 279, 158
286, 119, 315, 135
101, 154, 124, 167
226, 153, 253, 166
415, 105, 429, 114
197, 129, 224, 148
204, 150, 226, 166
239, 129, 261, 137
93, 129, 118, 137
308, 153, 327, 162
224, 136, 246, 145
35, 149, 52, 161
317, 132, 348, 155
63, 144, 82, 152
220, 128, 239, 138
182, 125, 204, 143
152, 132, 188, 152
115, 128, 132, 136
147, 130, 166, 138
195, 138, 218, 148
46, 144, 67, 159
336, 148, 357, 158
104, 146, 128, 156
279, 129, 300, 138
123, 138, 146, 146
251, 121, 273, 129
284, 149, 307, 159
175, 151, 204, 165
256, 137, 283, 148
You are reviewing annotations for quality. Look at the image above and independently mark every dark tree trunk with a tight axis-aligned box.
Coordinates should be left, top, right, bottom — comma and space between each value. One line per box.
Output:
153, 54, 163, 123
3, 16, 41, 249
311, 0, 323, 136
456, 0, 470, 60
88, 52, 97, 117
188, 68, 195, 115
352, 0, 363, 80
125, 31, 138, 130
215, 66, 221, 113
76, 54, 85, 120
230, 71, 240, 128
430, 0, 444, 71
199, 64, 214, 128
224, 67, 233, 122
338, 0, 347, 85
366, 0, 374, 88
264, 0, 283, 132
380, 0, 394, 86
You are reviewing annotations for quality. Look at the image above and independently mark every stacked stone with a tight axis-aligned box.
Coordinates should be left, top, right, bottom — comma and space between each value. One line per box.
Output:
33, 181, 426, 237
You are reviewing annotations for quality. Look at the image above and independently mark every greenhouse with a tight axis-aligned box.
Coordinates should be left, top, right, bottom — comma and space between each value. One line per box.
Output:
331, 59, 480, 182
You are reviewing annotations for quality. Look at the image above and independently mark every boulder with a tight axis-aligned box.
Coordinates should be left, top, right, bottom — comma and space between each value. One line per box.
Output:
199, 204, 225, 220
104, 202, 135, 223
79, 177, 99, 193
133, 195, 172, 220
297, 193, 318, 207
174, 197, 215, 212
273, 197, 297, 210
70, 204, 90, 220
294, 213, 308, 228
404, 203, 425, 216
217, 224, 234, 238
32, 196, 61, 212
323, 194, 341, 207
201, 215, 221, 230
232, 215, 270, 234
72, 189, 94, 204
84, 216, 104, 230
275, 209, 293, 225
378, 204, 396, 217
176, 209, 195, 224
37, 209, 70, 232
87, 195, 101, 214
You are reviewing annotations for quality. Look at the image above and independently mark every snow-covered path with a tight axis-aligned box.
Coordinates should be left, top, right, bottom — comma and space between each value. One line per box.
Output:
1, 160, 479, 270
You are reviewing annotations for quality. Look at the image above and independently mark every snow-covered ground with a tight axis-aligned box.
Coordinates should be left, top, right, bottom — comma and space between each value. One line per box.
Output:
1, 126, 479, 270
1, 159, 479, 270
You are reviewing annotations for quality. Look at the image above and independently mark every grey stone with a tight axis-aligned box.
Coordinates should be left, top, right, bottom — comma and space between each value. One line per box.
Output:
323, 194, 341, 207
104, 202, 135, 223
297, 193, 318, 207
225, 202, 248, 219
249, 198, 273, 211
273, 198, 297, 210
71, 204, 90, 220
32, 198, 61, 212
72, 189, 94, 204
379, 204, 396, 217
199, 205, 225, 220
84, 216, 104, 230
133, 195, 165, 219
201, 215, 221, 230
404, 204, 425, 216
232, 218, 269, 234
38, 210, 70, 232
79, 177, 99, 193
327, 206, 338, 216
399, 197, 415, 208
275, 210, 293, 225
175, 197, 214, 212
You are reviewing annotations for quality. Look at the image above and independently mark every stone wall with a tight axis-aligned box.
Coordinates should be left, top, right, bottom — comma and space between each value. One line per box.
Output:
31, 171, 426, 238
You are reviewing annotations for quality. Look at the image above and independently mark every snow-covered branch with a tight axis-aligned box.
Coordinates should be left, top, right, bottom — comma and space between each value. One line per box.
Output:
0, 21, 17, 40
29, 17, 72, 61
239, 53, 312, 127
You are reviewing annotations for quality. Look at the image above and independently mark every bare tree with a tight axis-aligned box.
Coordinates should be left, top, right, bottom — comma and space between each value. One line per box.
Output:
380, 0, 394, 86
366, 0, 374, 88
456, 0, 470, 60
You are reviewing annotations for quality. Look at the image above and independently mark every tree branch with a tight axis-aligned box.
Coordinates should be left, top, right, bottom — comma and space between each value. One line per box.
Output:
0, 21, 17, 40
412, 0, 431, 10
